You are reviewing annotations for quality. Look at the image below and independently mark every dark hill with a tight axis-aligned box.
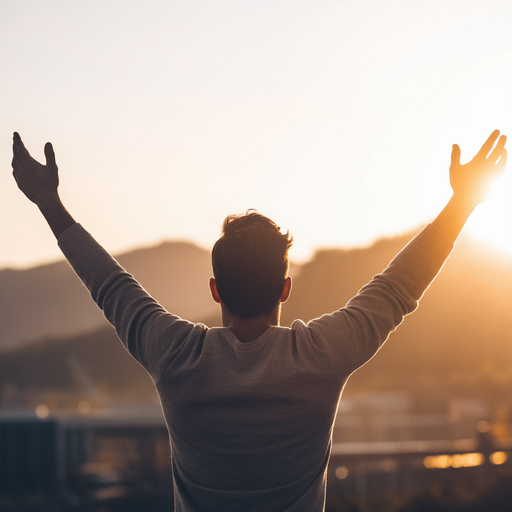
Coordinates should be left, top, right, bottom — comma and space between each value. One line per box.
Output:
0, 240, 218, 350
0, 326, 153, 403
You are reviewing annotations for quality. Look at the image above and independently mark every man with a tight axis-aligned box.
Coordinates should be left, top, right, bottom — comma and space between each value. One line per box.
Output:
11, 130, 507, 511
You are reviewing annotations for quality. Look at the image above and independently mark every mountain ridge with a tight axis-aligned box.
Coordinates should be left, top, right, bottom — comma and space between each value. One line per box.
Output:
0, 240, 218, 350
3, 229, 512, 405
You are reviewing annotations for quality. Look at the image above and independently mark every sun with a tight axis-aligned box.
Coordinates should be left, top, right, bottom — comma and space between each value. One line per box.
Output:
465, 171, 512, 256
420, 134, 512, 257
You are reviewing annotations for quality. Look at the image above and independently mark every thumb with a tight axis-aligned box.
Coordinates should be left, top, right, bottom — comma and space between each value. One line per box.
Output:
450, 144, 461, 170
44, 142, 57, 169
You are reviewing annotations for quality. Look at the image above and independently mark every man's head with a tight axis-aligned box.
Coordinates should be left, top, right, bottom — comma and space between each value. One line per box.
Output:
211, 211, 293, 319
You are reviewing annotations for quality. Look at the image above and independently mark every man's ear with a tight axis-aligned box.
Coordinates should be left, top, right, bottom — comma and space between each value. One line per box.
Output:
280, 276, 292, 303
210, 277, 221, 304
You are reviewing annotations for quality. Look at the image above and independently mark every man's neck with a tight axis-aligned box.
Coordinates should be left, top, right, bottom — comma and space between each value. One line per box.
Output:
221, 305, 280, 343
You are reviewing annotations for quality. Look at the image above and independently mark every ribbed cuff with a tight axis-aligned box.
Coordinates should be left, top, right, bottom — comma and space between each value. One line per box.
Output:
420, 223, 455, 255
57, 223, 90, 252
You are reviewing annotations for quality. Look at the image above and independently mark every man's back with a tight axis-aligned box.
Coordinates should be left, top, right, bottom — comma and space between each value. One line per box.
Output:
58, 222, 453, 511
160, 325, 338, 511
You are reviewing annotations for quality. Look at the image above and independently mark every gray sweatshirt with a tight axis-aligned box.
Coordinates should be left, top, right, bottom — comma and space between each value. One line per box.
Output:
58, 222, 453, 511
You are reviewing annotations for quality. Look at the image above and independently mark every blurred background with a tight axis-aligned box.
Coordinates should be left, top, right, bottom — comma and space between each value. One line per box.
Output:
1, 0, 512, 510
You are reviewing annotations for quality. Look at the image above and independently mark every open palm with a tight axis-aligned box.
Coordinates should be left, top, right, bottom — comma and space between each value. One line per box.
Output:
12, 132, 59, 205
449, 130, 507, 207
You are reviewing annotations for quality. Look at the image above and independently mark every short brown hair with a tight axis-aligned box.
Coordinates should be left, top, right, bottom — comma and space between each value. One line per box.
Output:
212, 210, 293, 319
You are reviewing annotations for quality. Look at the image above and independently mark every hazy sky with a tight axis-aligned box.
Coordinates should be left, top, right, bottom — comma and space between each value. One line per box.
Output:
2, 0, 512, 268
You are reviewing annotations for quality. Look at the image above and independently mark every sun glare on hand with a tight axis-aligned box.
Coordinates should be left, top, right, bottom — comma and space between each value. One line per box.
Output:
420, 60, 512, 257
422, 145, 512, 257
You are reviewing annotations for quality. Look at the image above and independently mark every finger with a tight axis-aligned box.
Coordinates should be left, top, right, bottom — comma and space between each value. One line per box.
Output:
487, 135, 507, 164
13, 132, 26, 151
450, 144, 461, 169
44, 142, 57, 169
12, 133, 20, 158
476, 129, 500, 159
494, 148, 507, 176
13, 132, 31, 163
487, 149, 508, 187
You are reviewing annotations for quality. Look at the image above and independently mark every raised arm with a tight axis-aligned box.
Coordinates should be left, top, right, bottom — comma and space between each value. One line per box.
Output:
307, 130, 507, 378
11, 132, 75, 238
433, 130, 507, 241
11, 132, 198, 378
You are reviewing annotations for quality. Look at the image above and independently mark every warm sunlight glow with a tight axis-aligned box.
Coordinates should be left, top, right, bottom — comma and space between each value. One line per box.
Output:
419, 65, 512, 257
2, 2, 512, 269
465, 167, 512, 254
424, 149, 512, 256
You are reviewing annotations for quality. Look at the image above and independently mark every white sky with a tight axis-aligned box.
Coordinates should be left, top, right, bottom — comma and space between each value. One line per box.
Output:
1, 0, 512, 268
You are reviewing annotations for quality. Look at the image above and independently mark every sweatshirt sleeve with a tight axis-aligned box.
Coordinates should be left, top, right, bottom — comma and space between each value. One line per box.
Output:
58, 223, 205, 381
305, 223, 454, 379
